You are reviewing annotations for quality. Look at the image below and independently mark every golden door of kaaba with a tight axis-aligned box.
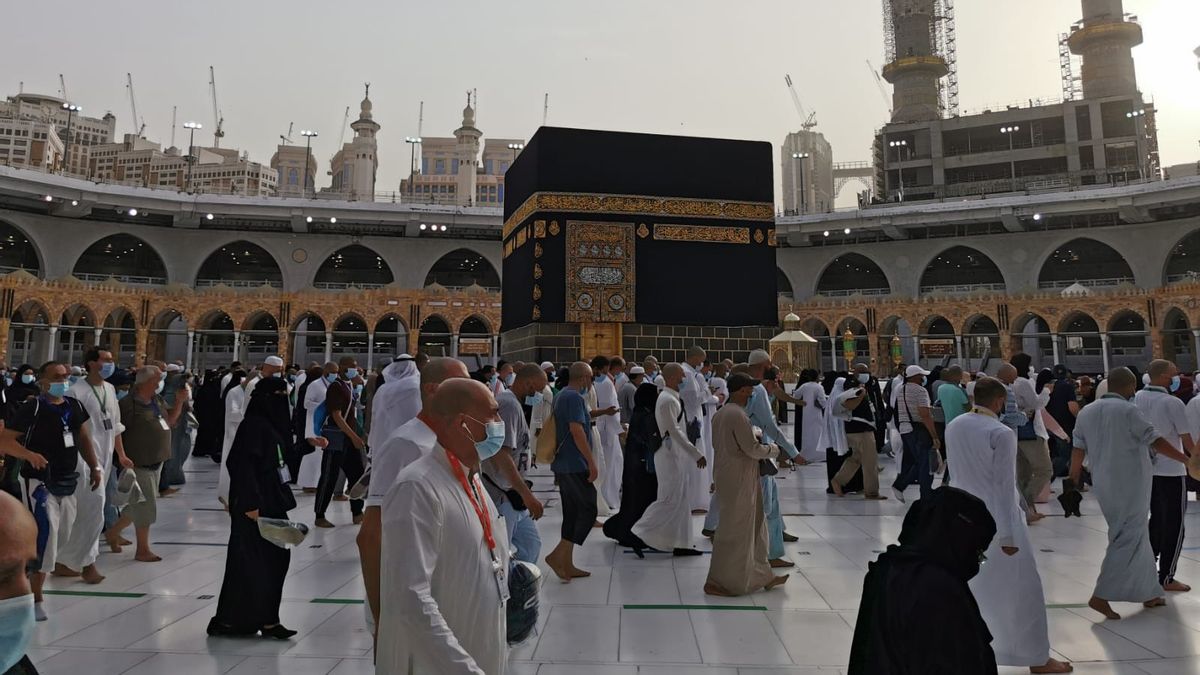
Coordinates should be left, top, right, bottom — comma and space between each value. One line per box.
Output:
580, 322, 623, 360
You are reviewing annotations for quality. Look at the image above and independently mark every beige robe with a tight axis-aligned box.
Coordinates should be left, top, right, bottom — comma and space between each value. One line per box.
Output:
706, 402, 778, 596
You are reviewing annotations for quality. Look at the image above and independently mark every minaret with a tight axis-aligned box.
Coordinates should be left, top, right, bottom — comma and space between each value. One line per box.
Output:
454, 92, 482, 206
347, 83, 380, 197
1068, 0, 1143, 99
882, 0, 949, 123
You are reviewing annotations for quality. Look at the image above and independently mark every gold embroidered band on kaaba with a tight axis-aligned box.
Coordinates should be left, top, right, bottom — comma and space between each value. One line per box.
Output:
503, 192, 774, 240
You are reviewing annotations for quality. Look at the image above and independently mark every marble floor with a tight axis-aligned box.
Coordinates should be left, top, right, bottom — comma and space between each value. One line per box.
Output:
25, 435, 1200, 675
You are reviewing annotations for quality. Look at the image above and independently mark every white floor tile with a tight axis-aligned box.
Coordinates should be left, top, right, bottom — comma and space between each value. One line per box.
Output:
689, 610, 793, 666
767, 611, 854, 666
618, 609, 701, 663
533, 605, 621, 662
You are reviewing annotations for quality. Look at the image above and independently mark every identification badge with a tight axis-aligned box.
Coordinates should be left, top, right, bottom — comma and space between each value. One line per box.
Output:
102, 417, 114, 431
63, 431, 75, 448
278, 465, 292, 483
492, 558, 510, 604
158, 417, 170, 431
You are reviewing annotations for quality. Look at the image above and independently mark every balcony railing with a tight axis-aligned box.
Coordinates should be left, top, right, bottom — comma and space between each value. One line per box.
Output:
920, 283, 1007, 295
1037, 277, 1135, 290
313, 281, 387, 291
195, 279, 284, 289
74, 272, 167, 286
816, 288, 891, 298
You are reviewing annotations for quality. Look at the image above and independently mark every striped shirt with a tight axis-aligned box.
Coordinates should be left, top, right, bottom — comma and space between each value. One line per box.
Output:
896, 382, 931, 434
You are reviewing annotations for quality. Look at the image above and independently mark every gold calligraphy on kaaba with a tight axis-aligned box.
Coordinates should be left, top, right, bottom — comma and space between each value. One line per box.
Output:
503, 191, 774, 239
565, 221, 636, 323
653, 224, 751, 245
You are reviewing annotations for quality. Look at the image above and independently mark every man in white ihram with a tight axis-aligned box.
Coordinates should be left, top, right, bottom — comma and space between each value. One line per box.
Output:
378, 378, 510, 674
366, 355, 420, 451
945, 377, 1072, 674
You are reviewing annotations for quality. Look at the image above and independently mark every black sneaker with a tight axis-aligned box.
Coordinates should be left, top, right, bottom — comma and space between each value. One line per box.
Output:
260, 624, 298, 640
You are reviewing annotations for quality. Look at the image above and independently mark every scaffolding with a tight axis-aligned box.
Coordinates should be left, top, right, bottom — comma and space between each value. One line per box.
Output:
882, 0, 958, 117
1059, 32, 1082, 101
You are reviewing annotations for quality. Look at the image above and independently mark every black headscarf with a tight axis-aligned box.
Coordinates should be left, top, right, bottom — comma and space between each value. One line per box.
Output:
246, 377, 292, 444
848, 487, 998, 674
633, 381, 659, 411
222, 369, 247, 401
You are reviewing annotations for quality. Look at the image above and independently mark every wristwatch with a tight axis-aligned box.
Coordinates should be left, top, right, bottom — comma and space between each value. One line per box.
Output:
90, 466, 102, 473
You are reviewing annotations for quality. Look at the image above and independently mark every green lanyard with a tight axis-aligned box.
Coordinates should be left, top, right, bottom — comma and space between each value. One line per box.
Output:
276, 444, 284, 468
89, 383, 107, 415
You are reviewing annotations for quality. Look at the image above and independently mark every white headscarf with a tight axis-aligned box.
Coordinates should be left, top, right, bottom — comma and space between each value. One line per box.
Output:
367, 355, 421, 449
818, 377, 855, 456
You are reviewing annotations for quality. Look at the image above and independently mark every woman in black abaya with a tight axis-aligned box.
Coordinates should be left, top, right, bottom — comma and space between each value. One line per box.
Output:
602, 383, 660, 551
207, 377, 298, 639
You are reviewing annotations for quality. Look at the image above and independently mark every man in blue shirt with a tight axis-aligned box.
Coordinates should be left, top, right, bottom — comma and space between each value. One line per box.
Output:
545, 361, 600, 583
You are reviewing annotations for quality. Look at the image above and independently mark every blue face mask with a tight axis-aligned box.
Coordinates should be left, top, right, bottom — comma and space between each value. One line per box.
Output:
489, 374, 498, 385
678, 378, 688, 392
524, 393, 544, 407
48, 381, 69, 398
324, 373, 338, 385
857, 373, 871, 384
504, 373, 515, 387
271, 371, 283, 379
594, 375, 605, 384
20, 374, 34, 385
116, 390, 129, 400
354, 383, 365, 396
1171, 375, 1182, 393
345, 368, 359, 380
465, 416, 506, 461
0, 593, 35, 673
99, 362, 116, 379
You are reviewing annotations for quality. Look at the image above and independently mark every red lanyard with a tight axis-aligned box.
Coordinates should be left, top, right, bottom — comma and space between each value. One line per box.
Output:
444, 449, 496, 551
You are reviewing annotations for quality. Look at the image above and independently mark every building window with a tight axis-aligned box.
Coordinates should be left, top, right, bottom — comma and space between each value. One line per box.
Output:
288, 168, 299, 185
435, 159, 445, 175
451, 159, 459, 175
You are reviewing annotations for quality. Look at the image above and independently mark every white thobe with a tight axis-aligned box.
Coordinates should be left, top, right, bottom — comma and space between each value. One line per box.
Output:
217, 383, 247, 503
817, 379, 853, 456
681, 363, 712, 511
298, 377, 329, 489
946, 408, 1050, 667
60, 379, 123, 570
584, 386, 610, 516
633, 387, 703, 551
595, 375, 624, 509
368, 360, 421, 451
1074, 395, 1163, 602
797, 381, 827, 462
379, 447, 509, 675
366, 417, 438, 509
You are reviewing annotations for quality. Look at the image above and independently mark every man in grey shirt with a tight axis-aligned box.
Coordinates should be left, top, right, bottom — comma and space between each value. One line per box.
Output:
619, 367, 646, 424
482, 363, 547, 563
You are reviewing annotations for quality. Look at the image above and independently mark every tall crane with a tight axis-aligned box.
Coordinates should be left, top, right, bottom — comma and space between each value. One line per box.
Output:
126, 73, 146, 136
280, 122, 294, 146
58, 74, 67, 100
866, 60, 892, 116
170, 106, 177, 148
337, 106, 350, 145
784, 74, 817, 130
208, 66, 224, 148
543, 93, 549, 126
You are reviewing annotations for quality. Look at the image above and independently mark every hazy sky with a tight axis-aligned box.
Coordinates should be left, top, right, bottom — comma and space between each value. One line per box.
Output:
5, 0, 1197, 205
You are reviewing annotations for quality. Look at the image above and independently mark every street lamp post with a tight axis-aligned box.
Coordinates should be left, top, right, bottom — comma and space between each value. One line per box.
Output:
60, 103, 80, 175
405, 136, 422, 202
888, 140, 908, 201
183, 121, 202, 192
791, 152, 809, 215
1000, 125, 1020, 191
300, 130, 318, 198
507, 142, 524, 164
1126, 109, 1146, 181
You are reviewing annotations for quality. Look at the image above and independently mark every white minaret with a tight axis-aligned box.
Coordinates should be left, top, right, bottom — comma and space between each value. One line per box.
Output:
454, 92, 482, 206
331, 84, 381, 200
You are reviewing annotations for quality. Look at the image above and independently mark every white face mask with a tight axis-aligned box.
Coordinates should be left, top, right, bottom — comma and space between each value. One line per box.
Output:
856, 373, 870, 384
0, 593, 35, 673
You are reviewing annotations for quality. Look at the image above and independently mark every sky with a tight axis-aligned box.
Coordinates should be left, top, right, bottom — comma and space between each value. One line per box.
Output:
5, 0, 1198, 206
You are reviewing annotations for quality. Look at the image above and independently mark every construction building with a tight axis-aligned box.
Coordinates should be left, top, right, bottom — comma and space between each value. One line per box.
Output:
780, 131, 834, 215
873, 0, 1158, 203
0, 93, 116, 175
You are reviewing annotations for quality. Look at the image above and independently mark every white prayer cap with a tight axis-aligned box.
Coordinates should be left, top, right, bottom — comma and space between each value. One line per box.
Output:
164, 363, 182, 373
394, 353, 414, 362
539, 361, 555, 371
748, 349, 771, 366
264, 355, 285, 367
630, 366, 646, 375
905, 364, 931, 378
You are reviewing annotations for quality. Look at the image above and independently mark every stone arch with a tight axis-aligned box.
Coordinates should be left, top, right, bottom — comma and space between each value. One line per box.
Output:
72, 233, 168, 285
241, 310, 280, 362
920, 315, 955, 336
55, 303, 99, 366
1107, 309, 1150, 369
877, 314, 917, 370
423, 248, 501, 290
962, 314, 1001, 367
147, 307, 188, 367
1010, 311, 1053, 369
196, 240, 284, 288
290, 312, 328, 366
418, 314, 453, 357
459, 314, 494, 336
372, 313, 409, 363
777, 267, 795, 300
918, 246, 1006, 294
1037, 238, 1135, 290
815, 253, 891, 297
1161, 307, 1194, 371
314, 245, 394, 289
331, 313, 370, 365
0, 218, 43, 277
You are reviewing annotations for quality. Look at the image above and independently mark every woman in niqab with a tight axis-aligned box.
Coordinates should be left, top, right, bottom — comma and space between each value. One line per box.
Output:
207, 377, 299, 639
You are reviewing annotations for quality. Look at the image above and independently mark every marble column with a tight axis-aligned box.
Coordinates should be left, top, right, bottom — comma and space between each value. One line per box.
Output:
1100, 332, 1111, 374
451, 334, 460, 359
47, 326, 58, 362
185, 330, 195, 373
367, 332, 375, 371
324, 331, 333, 364
1050, 333, 1061, 365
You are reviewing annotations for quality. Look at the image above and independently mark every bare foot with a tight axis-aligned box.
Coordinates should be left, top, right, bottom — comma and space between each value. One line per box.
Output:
544, 554, 571, 583
1144, 597, 1167, 608
830, 481, 844, 497
1030, 657, 1072, 673
302, 488, 318, 494
704, 581, 733, 597
118, 536, 132, 546
314, 518, 335, 528
568, 567, 591, 578
1027, 512, 1046, 524
1088, 596, 1121, 620
80, 565, 105, 585
134, 552, 162, 563
159, 487, 180, 497
52, 563, 80, 578
1165, 580, 1192, 592
769, 558, 795, 569
765, 575, 790, 591
105, 532, 124, 553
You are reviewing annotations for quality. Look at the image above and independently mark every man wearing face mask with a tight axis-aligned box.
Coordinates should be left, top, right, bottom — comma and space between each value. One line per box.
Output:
1070, 367, 1193, 620
107, 366, 186, 564
58, 349, 132, 585
1134, 359, 1195, 594
946, 378, 1071, 674
482, 363, 546, 564
313, 357, 366, 528
591, 356, 623, 510
298, 362, 337, 492
0, 362, 101, 622
831, 364, 888, 501
0, 491, 39, 675
378, 379, 510, 675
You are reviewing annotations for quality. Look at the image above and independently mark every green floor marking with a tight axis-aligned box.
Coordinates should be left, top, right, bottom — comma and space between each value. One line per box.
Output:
311, 598, 365, 604
44, 590, 145, 598
1045, 603, 1089, 609
623, 604, 765, 611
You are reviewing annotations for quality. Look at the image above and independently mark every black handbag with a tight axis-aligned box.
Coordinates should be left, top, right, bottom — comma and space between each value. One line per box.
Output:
759, 458, 779, 477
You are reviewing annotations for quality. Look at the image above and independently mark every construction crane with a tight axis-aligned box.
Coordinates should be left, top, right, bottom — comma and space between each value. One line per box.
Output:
170, 106, 177, 148
280, 122, 294, 146
58, 74, 67, 100
208, 66, 224, 148
866, 60, 892, 116
126, 73, 146, 136
337, 106, 350, 145
543, 93, 549, 127
783, 74, 817, 130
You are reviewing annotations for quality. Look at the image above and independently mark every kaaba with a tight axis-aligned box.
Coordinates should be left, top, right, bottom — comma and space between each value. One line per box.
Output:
501, 127, 779, 364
